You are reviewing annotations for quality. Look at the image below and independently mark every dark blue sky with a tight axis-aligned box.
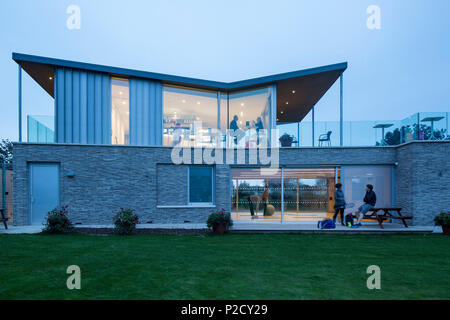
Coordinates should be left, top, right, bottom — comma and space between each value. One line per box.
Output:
1, 0, 449, 140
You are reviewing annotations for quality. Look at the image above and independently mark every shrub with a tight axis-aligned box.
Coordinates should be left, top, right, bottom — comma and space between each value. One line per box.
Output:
42, 205, 73, 234
113, 208, 139, 235
206, 209, 233, 230
434, 212, 450, 227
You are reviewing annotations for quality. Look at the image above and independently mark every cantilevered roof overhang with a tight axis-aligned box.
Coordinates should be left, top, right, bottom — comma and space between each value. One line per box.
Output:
12, 52, 347, 124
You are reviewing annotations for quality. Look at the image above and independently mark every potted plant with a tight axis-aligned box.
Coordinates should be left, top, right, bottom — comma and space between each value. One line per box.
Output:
113, 208, 139, 235
279, 133, 294, 147
434, 212, 450, 235
207, 209, 233, 234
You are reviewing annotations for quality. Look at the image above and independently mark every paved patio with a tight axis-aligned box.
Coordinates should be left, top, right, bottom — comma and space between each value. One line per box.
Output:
0, 222, 442, 234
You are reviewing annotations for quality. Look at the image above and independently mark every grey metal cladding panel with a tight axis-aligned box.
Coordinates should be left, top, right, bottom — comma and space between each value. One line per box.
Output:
55, 67, 110, 144
129, 78, 163, 146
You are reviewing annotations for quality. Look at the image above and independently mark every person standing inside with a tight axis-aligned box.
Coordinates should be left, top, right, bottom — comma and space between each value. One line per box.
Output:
333, 183, 346, 226
255, 117, 264, 145
230, 115, 239, 131
354, 184, 377, 226
229, 115, 245, 145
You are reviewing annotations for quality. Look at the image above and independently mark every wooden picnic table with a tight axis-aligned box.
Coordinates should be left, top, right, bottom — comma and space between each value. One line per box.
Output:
0, 208, 8, 230
365, 207, 412, 229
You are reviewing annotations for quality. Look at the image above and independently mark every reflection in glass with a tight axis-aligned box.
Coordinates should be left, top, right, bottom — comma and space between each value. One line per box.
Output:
163, 86, 218, 147
189, 166, 213, 203
111, 78, 129, 145
342, 166, 392, 209
231, 168, 281, 221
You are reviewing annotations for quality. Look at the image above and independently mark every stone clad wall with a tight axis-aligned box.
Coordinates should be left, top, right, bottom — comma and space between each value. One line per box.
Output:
395, 142, 450, 225
12, 141, 449, 226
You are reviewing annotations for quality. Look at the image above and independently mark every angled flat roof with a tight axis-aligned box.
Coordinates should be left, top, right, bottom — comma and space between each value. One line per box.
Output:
12, 52, 347, 123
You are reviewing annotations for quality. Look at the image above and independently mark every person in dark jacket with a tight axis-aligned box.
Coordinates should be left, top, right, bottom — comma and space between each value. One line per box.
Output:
332, 183, 346, 225
229, 115, 245, 145
354, 184, 377, 226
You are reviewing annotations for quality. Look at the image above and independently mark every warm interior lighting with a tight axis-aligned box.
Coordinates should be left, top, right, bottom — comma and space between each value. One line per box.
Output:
49, 76, 53, 80
292, 90, 296, 94
285, 101, 289, 105
111, 78, 129, 145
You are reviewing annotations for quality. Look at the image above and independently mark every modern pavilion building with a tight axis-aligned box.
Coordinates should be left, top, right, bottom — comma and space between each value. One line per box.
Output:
10, 53, 449, 227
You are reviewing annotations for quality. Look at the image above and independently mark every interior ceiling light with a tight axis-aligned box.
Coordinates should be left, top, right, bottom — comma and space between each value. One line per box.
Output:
285, 101, 289, 105
280, 111, 284, 114
49, 76, 53, 80
292, 90, 296, 94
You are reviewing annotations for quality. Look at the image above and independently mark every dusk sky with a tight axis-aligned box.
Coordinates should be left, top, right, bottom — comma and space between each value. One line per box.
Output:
1, 0, 449, 140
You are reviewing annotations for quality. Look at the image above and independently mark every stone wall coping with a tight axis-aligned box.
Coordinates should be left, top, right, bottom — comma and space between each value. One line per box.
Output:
12, 140, 450, 150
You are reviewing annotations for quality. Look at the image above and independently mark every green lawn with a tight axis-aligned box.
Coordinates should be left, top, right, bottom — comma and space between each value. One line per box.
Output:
1, 233, 449, 299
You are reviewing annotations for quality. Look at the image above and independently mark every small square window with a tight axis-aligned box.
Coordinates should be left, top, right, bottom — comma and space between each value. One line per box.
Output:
188, 166, 214, 204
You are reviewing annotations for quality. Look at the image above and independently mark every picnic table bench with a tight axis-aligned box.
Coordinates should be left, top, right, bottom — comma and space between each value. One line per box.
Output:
0, 208, 8, 230
364, 207, 412, 229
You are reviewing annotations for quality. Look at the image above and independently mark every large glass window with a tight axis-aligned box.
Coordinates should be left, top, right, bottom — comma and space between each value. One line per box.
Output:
231, 168, 339, 222
189, 166, 214, 204
227, 87, 271, 147
342, 166, 392, 208
163, 86, 218, 147
283, 168, 336, 221
231, 168, 282, 221
111, 78, 129, 145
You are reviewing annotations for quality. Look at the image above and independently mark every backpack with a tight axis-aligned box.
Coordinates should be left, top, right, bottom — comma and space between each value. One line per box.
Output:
345, 213, 354, 227
317, 219, 336, 230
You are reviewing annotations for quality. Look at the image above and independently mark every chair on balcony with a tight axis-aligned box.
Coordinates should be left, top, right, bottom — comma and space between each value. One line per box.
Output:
318, 131, 332, 147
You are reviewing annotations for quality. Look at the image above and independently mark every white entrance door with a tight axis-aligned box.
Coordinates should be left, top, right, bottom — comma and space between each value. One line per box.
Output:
29, 163, 59, 225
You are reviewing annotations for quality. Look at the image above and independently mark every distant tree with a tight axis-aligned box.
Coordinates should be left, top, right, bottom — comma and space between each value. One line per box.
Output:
384, 128, 401, 145
0, 139, 13, 163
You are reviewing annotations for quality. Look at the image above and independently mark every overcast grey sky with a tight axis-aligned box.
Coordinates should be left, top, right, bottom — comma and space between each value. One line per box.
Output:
1, 0, 449, 140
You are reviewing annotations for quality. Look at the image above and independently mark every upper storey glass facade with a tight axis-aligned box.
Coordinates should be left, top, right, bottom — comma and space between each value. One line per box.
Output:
162, 85, 273, 147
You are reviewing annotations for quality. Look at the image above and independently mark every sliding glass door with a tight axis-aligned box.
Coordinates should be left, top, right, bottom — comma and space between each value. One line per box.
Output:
283, 168, 336, 221
231, 166, 394, 222
231, 167, 337, 222
231, 168, 282, 221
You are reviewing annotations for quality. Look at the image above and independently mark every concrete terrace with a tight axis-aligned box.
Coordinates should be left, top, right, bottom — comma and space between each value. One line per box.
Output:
0, 222, 441, 234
